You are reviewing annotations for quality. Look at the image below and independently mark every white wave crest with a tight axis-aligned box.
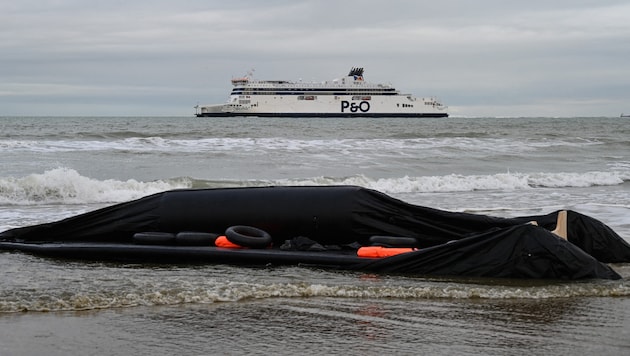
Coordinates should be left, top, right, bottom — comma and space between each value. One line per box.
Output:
2, 280, 628, 313
270, 171, 629, 194
1, 169, 627, 206
0, 168, 191, 205
0, 136, 604, 154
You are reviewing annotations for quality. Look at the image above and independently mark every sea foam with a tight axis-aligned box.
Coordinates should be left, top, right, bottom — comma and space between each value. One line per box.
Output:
269, 171, 628, 194
2, 278, 629, 313
0, 168, 190, 205
0, 168, 628, 206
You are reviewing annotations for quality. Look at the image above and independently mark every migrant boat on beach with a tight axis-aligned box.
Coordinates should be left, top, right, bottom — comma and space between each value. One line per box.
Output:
1, 186, 629, 280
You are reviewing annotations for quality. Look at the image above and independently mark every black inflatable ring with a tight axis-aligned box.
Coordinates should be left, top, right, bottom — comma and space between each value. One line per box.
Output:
132, 232, 176, 245
176, 232, 219, 246
225, 225, 272, 249
369, 235, 419, 247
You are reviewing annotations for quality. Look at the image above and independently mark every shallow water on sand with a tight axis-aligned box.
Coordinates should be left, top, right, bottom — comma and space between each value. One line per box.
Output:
3, 288, 630, 355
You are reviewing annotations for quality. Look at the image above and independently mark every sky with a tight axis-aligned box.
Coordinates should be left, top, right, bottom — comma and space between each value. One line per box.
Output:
1, 0, 629, 117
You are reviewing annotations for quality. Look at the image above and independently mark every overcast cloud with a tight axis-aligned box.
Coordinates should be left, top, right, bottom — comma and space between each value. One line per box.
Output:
1, 0, 629, 117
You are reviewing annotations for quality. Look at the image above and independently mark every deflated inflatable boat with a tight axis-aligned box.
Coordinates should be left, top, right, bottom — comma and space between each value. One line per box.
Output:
1, 186, 629, 280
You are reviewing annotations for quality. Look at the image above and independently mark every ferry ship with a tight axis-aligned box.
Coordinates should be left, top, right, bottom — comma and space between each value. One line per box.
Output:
195, 67, 448, 117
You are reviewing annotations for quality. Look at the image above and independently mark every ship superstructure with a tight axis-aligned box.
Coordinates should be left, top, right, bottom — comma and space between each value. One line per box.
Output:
195, 67, 448, 117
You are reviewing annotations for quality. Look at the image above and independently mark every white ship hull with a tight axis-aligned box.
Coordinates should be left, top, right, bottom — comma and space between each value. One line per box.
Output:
196, 67, 448, 118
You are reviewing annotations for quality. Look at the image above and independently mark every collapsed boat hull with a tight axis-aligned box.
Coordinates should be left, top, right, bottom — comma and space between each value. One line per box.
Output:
1, 186, 629, 280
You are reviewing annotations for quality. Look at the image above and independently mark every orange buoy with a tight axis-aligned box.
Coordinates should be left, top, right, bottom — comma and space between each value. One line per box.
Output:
357, 246, 417, 258
215, 235, 245, 249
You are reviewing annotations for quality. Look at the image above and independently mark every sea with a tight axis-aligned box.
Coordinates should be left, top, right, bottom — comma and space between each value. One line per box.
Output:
1, 115, 629, 355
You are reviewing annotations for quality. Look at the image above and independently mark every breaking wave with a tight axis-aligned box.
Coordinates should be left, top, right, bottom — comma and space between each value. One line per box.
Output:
0, 168, 190, 205
263, 171, 630, 194
0, 136, 605, 154
2, 275, 629, 313
1, 168, 629, 205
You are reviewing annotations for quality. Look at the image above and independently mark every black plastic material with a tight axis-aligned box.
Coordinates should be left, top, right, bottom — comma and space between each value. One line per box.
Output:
1, 186, 629, 280
132, 232, 175, 245
176, 232, 219, 246
369, 236, 420, 247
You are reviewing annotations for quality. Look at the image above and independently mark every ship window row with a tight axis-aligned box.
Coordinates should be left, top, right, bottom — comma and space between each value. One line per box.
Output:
234, 87, 396, 92
231, 87, 395, 93
232, 87, 396, 91
231, 90, 397, 96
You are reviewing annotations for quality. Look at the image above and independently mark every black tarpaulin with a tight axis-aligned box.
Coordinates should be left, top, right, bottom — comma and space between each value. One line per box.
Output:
1, 186, 629, 279
356, 224, 622, 279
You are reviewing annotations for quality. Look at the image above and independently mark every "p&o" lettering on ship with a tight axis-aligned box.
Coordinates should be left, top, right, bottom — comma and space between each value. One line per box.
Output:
341, 101, 370, 113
